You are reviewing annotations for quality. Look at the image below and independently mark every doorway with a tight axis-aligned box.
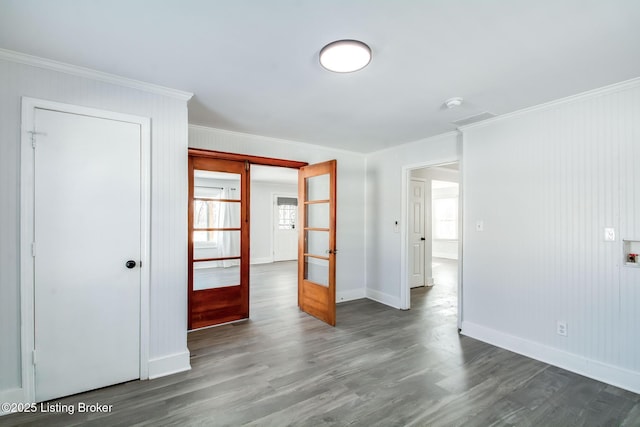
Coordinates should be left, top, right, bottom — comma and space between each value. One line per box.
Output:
251, 165, 299, 319
187, 150, 338, 328
402, 162, 461, 327
249, 165, 299, 264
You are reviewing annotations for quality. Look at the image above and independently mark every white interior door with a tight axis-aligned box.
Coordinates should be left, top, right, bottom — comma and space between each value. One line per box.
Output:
33, 108, 141, 402
273, 195, 298, 261
409, 179, 426, 287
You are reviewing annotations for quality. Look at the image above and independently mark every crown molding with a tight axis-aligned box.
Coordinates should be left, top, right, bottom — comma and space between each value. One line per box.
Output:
459, 76, 640, 131
188, 124, 366, 156
0, 48, 193, 101
366, 130, 460, 156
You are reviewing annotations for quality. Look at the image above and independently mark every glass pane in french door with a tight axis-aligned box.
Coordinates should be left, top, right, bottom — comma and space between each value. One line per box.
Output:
305, 174, 329, 201
305, 229, 329, 257
303, 227, 329, 288
304, 256, 329, 287
306, 202, 329, 229
194, 170, 240, 200
193, 230, 241, 260
193, 264, 240, 290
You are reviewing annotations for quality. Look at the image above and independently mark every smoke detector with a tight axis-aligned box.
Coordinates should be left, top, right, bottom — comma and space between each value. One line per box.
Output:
444, 97, 464, 109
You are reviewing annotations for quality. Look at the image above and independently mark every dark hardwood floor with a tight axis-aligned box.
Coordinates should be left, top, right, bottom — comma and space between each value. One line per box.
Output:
4, 259, 639, 426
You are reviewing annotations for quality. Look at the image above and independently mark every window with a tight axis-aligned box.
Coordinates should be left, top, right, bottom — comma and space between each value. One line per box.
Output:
432, 180, 459, 240
193, 186, 223, 243
432, 197, 458, 240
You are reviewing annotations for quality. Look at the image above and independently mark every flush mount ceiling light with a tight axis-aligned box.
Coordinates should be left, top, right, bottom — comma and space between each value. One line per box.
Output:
444, 97, 464, 109
319, 40, 371, 73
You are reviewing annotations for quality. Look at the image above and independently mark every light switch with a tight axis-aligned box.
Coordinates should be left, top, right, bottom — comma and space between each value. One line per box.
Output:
476, 220, 484, 232
393, 221, 399, 233
604, 227, 615, 242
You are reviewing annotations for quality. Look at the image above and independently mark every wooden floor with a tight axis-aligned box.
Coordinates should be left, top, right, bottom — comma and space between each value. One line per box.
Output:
4, 259, 640, 426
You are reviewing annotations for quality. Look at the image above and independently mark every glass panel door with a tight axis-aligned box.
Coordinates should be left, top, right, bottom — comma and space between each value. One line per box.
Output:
298, 160, 337, 326
189, 158, 249, 329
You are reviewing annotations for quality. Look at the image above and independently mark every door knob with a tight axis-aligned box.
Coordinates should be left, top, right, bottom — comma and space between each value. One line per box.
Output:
420, 237, 426, 241
126, 260, 137, 269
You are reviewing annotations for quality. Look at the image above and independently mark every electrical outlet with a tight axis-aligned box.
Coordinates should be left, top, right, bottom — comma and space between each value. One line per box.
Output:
556, 321, 568, 337
604, 227, 615, 242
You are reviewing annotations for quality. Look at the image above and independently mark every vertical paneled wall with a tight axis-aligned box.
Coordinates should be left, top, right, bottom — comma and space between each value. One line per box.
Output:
188, 125, 367, 302
0, 57, 190, 397
462, 80, 640, 392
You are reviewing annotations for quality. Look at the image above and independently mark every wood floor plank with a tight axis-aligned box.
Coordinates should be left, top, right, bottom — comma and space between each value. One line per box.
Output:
3, 259, 639, 426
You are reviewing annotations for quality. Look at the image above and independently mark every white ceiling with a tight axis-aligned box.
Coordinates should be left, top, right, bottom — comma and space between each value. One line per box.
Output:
1, 1, 639, 153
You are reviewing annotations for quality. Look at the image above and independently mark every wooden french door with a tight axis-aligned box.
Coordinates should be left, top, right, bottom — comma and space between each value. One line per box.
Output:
188, 156, 249, 329
298, 160, 337, 326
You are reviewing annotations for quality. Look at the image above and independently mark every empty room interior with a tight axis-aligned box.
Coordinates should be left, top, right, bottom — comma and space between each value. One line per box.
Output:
1, 1, 640, 425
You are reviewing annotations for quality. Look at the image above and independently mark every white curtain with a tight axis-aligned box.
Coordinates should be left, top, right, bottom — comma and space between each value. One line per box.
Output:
215, 187, 240, 268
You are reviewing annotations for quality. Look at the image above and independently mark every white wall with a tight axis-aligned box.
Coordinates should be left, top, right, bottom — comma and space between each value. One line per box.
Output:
250, 181, 297, 264
365, 133, 459, 307
189, 125, 366, 302
0, 53, 190, 402
461, 78, 640, 393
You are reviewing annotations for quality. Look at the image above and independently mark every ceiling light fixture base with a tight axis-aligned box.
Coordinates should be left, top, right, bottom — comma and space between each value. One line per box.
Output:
319, 40, 372, 73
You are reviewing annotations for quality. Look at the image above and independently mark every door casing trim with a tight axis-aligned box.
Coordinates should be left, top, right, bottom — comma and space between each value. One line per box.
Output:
20, 97, 151, 402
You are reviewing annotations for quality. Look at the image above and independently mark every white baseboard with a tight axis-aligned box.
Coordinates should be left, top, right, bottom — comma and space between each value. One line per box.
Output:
337, 288, 365, 303
0, 388, 28, 416
365, 288, 401, 309
0, 350, 193, 416
250, 257, 274, 265
148, 349, 191, 380
461, 321, 640, 394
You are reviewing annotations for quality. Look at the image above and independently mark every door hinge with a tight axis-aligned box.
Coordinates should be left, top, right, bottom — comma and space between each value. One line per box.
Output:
32, 350, 37, 366
27, 130, 46, 148
31, 242, 36, 257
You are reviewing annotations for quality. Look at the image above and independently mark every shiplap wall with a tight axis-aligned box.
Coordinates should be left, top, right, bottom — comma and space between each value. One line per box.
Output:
461, 79, 640, 392
0, 56, 190, 399
365, 133, 459, 307
188, 125, 367, 302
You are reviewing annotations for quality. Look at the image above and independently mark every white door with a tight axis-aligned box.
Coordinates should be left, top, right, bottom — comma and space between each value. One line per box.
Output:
33, 108, 141, 402
273, 195, 298, 261
409, 179, 426, 287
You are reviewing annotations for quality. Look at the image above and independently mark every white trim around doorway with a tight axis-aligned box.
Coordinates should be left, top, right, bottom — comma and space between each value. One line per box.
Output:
400, 157, 462, 330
